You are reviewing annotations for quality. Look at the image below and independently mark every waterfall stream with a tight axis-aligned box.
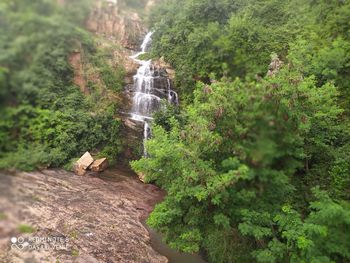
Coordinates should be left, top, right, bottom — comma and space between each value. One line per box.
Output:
128, 33, 206, 263
129, 32, 178, 155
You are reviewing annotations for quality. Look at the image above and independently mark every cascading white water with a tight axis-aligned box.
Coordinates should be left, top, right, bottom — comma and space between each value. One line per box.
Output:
141, 31, 153, 53
143, 122, 151, 157
129, 32, 178, 155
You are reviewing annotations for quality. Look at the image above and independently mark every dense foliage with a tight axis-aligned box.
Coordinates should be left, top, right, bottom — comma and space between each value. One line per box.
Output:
148, 0, 350, 106
132, 0, 350, 262
0, 0, 123, 170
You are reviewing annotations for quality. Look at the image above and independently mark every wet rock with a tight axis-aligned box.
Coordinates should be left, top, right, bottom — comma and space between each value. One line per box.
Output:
124, 118, 138, 130
153, 76, 171, 90
153, 57, 175, 79
90, 158, 109, 172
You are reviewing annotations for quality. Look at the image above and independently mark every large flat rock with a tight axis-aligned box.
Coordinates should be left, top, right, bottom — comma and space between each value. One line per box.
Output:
0, 168, 167, 263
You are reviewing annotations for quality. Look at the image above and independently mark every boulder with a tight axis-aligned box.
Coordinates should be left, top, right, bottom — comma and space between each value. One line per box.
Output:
73, 151, 94, 176
137, 172, 146, 183
73, 163, 87, 176
77, 152, 94, 170
90, 158, 109, 172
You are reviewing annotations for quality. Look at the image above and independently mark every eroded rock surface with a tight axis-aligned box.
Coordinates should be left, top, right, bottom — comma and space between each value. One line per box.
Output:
0, 169, 167, 263
69, 48, 88, 94
86, 0, 146, 50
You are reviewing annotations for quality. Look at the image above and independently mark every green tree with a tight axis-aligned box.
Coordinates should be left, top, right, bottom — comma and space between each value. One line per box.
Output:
132, 61, 347, 262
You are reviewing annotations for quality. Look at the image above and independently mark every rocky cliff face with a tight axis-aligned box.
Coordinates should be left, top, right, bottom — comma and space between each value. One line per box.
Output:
66, 0, 175, 161
69, 48, 88, 95
67, 0, 146, 96
86, 0, 146, 50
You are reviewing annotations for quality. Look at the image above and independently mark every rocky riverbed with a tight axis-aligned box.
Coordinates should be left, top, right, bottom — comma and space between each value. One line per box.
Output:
0, 168, 167, 263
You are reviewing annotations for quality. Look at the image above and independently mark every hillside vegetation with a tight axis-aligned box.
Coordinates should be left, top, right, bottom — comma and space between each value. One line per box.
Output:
131, 0, 350, 262
0, 0, 124, 170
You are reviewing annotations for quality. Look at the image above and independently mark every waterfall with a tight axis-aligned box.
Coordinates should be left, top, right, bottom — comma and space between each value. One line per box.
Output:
129, 32, 178, 156
141, 31, 153, 53
143, 122, 151, 157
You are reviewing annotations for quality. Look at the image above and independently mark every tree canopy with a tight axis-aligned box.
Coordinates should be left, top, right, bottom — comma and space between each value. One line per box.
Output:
132, 0, 350, 262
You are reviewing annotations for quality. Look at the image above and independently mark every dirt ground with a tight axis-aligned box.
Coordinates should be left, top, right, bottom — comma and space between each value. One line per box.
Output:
0, 168, 167, 263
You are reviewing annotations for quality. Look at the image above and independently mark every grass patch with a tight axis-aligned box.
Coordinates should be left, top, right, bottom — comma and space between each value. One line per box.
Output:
0, 212, 7, 220
70, 230, 78, 240
72, 249, 79, 257
18, 224, 36, 234
31, 195, 41, 202
137, 52, 153, 61
64, 158, 79, 171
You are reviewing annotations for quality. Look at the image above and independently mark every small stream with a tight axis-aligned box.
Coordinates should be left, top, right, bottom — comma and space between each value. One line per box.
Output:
147, 227, 207, 263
